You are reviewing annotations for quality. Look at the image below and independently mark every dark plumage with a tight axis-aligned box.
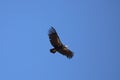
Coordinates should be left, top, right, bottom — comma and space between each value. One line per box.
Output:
48, 27, 74, 59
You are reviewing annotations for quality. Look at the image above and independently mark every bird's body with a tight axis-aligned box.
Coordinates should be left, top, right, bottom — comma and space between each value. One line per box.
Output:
48, 27, 74, 59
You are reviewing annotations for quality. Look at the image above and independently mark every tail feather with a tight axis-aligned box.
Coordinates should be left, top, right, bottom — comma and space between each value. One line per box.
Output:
50, 48, 56, 53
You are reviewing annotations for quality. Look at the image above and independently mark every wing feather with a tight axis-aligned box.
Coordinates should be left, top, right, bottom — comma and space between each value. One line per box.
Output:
58, 48, 74, 58
48, 27, 63, 47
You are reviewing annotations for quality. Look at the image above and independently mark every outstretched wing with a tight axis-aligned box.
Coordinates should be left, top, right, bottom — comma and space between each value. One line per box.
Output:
48, 27, 63, 47
58, 48, 74, 59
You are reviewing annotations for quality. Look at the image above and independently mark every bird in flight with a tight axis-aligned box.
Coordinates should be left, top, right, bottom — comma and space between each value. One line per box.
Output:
48, 27, 74, 59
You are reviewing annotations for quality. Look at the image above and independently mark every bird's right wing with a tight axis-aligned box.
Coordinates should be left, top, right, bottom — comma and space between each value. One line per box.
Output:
58, 47, 74, 59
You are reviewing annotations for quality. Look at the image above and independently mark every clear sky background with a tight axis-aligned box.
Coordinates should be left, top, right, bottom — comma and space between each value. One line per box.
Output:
0, 0, 120, 80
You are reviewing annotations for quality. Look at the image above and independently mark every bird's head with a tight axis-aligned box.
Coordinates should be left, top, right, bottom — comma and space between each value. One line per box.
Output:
64, 45, 68, 48
65, 45, 68, 47
63, 45, 68, 50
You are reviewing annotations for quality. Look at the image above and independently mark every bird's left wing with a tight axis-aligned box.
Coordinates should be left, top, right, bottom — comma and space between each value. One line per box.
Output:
48, 27, 63, 47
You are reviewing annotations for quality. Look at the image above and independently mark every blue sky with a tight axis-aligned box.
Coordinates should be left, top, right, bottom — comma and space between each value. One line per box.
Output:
0, 0, 120, 80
